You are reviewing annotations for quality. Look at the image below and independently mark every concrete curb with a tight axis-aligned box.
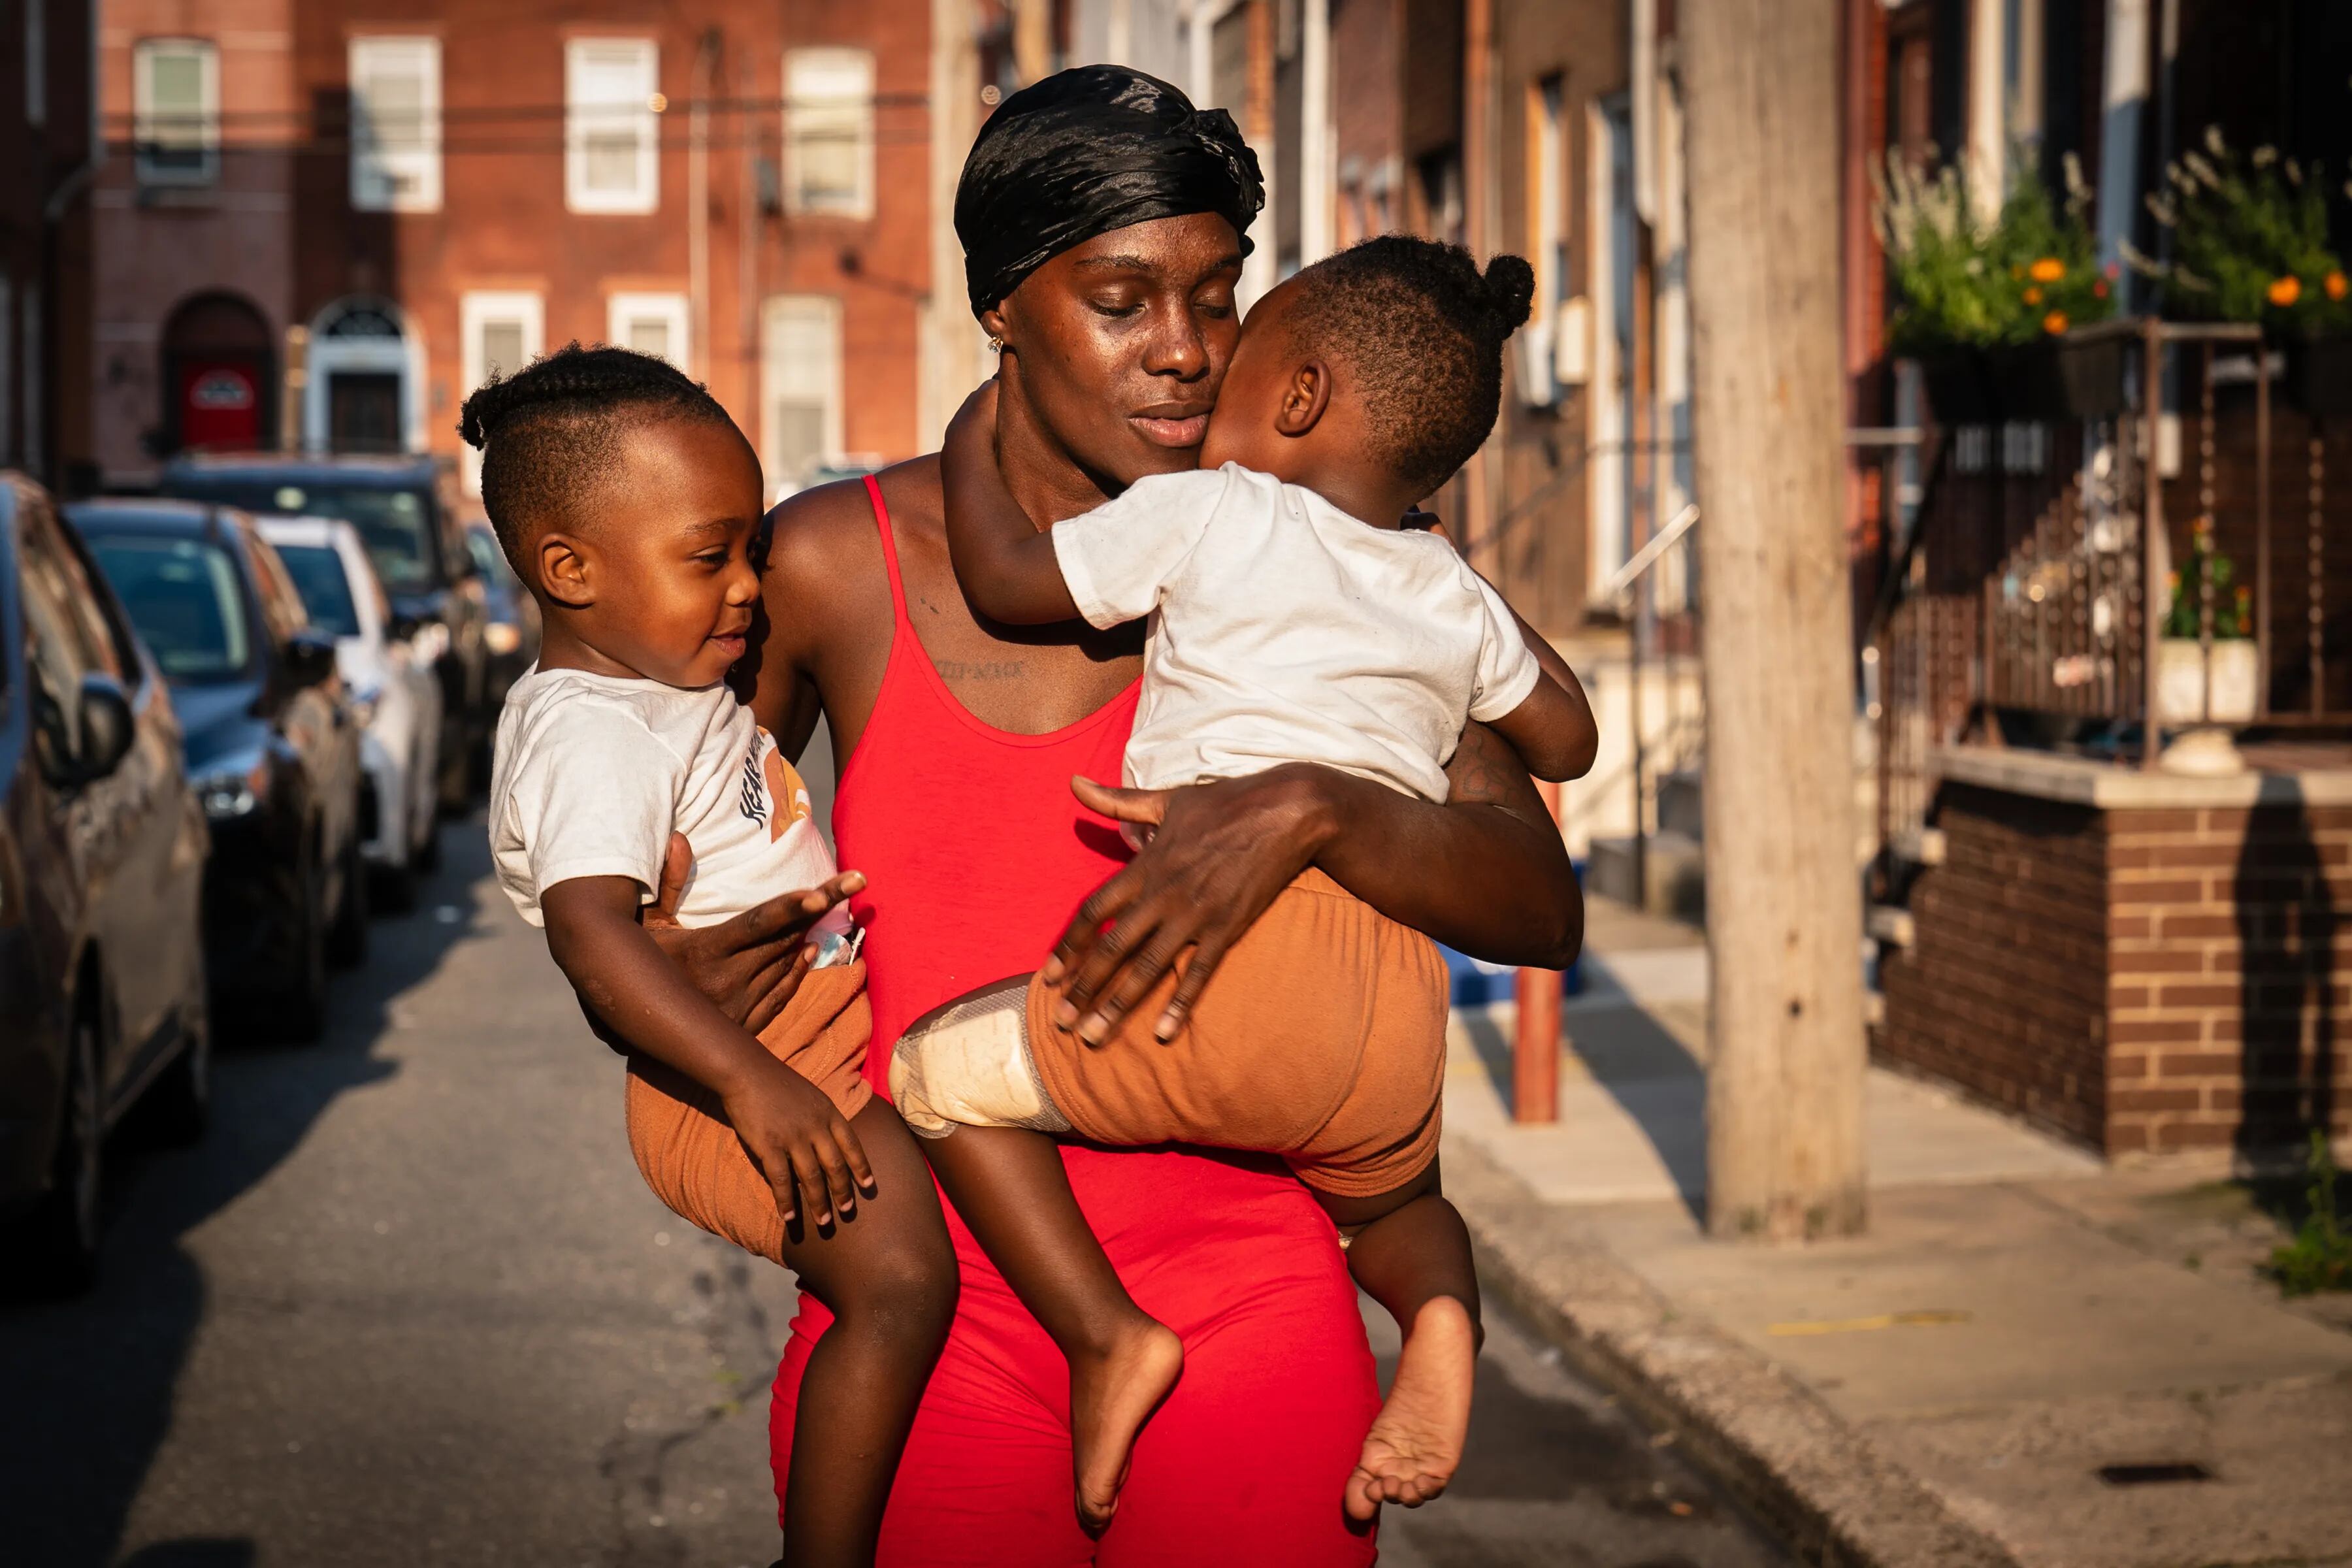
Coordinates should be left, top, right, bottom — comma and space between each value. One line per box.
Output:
1443, 1136, 2023, 1568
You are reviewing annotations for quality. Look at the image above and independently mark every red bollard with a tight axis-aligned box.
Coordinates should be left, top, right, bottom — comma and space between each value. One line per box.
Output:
1512, 780, 1563, 1123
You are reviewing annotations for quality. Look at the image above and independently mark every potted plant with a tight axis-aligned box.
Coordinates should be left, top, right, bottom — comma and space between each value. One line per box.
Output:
2132, 127, 2352, 415
1984, 157, 2123, 419
1874, 155, 2012, 426
2157, 517, 2261, 724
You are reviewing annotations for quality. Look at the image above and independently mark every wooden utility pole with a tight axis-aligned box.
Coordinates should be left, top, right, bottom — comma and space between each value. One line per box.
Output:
1681, 0, 1868, 1241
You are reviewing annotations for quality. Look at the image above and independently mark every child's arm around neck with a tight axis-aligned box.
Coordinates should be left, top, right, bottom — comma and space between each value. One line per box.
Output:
941, 380, 1085, 625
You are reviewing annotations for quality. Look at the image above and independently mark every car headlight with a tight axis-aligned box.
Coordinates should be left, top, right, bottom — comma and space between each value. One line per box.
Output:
485, 621, 523, 656
193, 752, 271, 821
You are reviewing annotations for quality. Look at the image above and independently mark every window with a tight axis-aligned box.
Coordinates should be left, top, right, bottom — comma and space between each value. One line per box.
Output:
461, 291, 544, 492
26, 0, 46, 127
88, 537, 255, 683
784, 49, 874, 218
350, 37, 442, 212
272, 544, 364, 640
133, 38, 220, 186
607, 291, 689, 367
760, 296, 843, 498
1521, 74, 1572, 406
566, 39, 660, 214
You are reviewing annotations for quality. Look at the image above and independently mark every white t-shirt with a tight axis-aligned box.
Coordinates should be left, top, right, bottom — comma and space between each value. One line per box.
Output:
1051, 463, 1542, 802
489, 666, 855, 958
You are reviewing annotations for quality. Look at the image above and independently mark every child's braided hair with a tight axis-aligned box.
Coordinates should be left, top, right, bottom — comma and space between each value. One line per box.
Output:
457, 342, 739, 570
1282, 237, 1534, 499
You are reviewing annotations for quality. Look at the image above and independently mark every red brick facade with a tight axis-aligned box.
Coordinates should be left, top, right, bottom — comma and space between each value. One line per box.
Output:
1880, 772, 2352, 1160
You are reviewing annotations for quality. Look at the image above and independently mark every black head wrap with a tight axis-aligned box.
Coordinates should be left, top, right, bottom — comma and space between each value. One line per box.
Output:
956, 65, 1264, 320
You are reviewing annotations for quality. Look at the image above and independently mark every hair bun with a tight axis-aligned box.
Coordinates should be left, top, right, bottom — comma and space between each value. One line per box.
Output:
1481, 254, 1535, 335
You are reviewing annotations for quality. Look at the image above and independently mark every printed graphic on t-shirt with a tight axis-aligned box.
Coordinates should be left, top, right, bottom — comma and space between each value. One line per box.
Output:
736, 727, 814, 843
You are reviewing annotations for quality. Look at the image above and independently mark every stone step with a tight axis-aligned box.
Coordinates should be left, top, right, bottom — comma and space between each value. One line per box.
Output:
1586, 830, 1706, 922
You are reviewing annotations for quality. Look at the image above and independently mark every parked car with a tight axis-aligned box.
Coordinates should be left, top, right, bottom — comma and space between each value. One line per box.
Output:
0, 475, 212, 1292
159, 453, 489, 810
69, 499, 367, 1042
259, 515, 444, 910
463, 519, 539, 720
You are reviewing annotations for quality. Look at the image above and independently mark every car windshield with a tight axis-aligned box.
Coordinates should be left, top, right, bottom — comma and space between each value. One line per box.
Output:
272, 543, 363, 639
85, 536, 254, 683
171, 479, 436, 592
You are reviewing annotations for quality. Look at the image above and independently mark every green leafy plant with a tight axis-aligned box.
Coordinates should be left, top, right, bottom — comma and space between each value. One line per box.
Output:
2163, 517, 2253, 638
1874, 152, 2117, 352
2131, 126, 2352, 336
1990, 157, 2118, 340
2265, 1130, 2351, 1296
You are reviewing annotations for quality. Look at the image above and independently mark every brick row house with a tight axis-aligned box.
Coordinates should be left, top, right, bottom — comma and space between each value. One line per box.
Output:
1855, 0, 2352, 1164
2, 0, 99, 491
87, 0, 987, 500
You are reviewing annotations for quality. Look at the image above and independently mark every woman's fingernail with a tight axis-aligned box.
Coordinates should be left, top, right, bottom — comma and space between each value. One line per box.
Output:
1053, 1001, 1078, 1026
1078, 1017, 1107, 1045
1041, 957, 1065, 982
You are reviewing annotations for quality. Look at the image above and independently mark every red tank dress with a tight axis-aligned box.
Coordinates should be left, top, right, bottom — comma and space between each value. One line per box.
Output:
765, 478, 1382, 1563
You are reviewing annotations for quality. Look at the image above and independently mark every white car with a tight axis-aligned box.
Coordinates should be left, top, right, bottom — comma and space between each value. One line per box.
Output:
259, 515, 444, 908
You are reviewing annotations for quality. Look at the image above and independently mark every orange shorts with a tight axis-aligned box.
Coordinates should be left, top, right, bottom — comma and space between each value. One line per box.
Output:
624, 959, 872, 1265
1025, 870, 1449, 1199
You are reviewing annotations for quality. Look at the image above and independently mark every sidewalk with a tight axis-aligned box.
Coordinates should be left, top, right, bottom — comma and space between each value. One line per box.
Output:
1444, 896, 2352, 1568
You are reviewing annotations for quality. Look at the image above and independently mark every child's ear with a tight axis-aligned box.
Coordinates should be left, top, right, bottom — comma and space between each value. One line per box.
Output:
1275, 359, 1331, 438
536, 532, 596, 609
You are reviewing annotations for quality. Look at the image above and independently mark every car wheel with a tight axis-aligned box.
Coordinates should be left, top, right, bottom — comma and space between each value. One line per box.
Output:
278, 845, 331, 1045
139, 999, 212, 1147
16, 1013, 105, 1295
328, 830, 368, 968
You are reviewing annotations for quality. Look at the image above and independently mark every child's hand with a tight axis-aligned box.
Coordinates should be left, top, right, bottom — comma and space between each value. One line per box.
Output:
721, 1055, 877, 1228
639, 830, 866, 1037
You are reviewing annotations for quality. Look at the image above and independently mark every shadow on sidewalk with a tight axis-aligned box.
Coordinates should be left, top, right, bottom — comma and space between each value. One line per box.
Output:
0, 826, 490, 1568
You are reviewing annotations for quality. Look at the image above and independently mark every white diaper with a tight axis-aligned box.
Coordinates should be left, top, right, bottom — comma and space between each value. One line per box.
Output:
889, 982, 1072, 1139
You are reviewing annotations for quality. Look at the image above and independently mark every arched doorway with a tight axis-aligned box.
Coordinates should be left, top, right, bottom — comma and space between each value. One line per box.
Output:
304, 296, 422, 453
161, 292, 276, 454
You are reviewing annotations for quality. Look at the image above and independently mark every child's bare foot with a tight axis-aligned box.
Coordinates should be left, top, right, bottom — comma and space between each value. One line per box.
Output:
1070, 1315, 1184, 1534
1345, 1296, 1477, 1520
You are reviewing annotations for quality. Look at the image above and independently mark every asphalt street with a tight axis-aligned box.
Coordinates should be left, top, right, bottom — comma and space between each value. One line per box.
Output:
1, 815, 1788, 1568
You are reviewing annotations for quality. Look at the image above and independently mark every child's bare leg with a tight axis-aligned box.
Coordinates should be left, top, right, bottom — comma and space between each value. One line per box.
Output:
1316, 1160, 1480, 1521
917, 1120, 1184, 1535
773, 1100, 958, 1566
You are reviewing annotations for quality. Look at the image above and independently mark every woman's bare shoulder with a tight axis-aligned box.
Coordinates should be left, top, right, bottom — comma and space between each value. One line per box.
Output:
764, 454, 943, 588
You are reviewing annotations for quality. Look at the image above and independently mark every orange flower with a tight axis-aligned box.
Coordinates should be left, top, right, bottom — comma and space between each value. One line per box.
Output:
2023, 285, 2044, 305
2043, 310, 2069, 335
2029, 257, 2065, 283
2270, 275, 2304, 307
2328, 270, 2349, 301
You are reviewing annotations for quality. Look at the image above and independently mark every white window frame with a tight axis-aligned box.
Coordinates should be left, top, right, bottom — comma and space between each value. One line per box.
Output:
350, 37, 442, 213
133, 37, 221, 188
760, 295, 844, 501
783, 48, 875, 220
607, 291, 691, 367
459, 291, 546, 492
565, 39, 661, 216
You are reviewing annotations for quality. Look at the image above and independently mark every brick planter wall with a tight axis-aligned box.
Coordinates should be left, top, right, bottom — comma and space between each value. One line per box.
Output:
1878, 756, 2352, 1159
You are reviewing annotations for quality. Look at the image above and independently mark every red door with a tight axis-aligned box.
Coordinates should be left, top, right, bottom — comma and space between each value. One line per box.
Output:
178, 357, 263, 449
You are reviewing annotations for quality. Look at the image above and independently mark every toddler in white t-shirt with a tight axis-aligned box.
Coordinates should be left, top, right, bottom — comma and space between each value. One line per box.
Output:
463, 344, 953, 1567
893, 237, 1595, 1533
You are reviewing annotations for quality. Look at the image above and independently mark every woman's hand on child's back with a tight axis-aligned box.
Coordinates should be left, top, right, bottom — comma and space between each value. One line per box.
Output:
641, 831, 866, 1036
719, 1054, 877, 1229
1045, 768, 1337, 1045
